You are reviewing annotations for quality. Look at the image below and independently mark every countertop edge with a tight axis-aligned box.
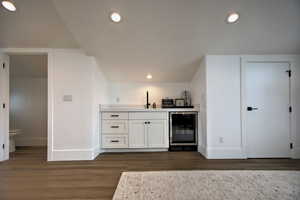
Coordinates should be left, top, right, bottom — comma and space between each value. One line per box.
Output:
99, 104, 199, 112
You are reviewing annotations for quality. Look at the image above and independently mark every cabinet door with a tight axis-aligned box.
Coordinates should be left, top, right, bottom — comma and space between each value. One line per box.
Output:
147, 120, 168, 148
129, 120, 147, 148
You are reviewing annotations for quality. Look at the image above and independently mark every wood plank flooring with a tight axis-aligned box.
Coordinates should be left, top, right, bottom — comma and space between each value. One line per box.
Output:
0, 147, 299, 200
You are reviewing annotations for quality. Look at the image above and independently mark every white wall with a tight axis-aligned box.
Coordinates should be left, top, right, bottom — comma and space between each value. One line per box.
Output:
108, 82, 191, 106
192, 54, 300, 159
4, 49, 299, 161
10, 77, 47, 146
192, 55, 242, 158
191, 57, 207, 153
91, 58, 109, 156
206, 55, 242, 158
4, 49, 188, 161
48, 49, 109, 161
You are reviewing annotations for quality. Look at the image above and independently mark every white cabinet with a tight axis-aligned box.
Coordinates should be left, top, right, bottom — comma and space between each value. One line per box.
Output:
102, 135, 128, 148
129, 120, 147, 148
101, 112, 129, 148
129, 119, 168, 148
102, 120, 128, 134
102, 112, 128, 120
129, 112, 167, 120
102, 111, 169, 150
147, 120, 167, 148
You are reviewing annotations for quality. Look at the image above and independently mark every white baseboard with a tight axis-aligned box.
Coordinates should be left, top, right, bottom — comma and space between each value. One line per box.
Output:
102, 148, 168, 153
206, 147, 246, 159
92, 146, 101, 159
292, 148, 300, 159
15, 137, 47, 147
50, 149, 94, 161
198, 145, 207, 157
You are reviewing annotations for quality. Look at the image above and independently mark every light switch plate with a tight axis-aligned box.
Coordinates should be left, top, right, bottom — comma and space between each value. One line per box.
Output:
63, 95, 73, 102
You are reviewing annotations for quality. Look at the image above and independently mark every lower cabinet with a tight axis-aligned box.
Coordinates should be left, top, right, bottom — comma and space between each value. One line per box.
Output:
102, 135, 128, 148
128, 120, 147, 148
101, 111, 169, 150
147, 120, 167, 148
129, 120, 168, 148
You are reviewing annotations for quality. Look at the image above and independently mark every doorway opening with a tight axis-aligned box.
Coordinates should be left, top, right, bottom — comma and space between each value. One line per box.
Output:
8, 54, 48, 160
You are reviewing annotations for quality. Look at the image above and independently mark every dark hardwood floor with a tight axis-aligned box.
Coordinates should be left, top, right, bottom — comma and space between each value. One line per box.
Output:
0, 147, 299, 200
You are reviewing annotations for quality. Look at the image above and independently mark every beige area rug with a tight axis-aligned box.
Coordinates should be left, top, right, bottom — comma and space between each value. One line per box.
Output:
113, 170, 300, 200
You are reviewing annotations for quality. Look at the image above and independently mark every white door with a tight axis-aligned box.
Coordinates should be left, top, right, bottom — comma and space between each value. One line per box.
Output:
147, 120, 167, 148
0, 53, 9, 161
129, 120, 147, 148
244, 62, 291, 158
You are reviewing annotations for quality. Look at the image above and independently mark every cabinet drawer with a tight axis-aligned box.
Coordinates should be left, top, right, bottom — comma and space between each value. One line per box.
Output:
102, 120, 128, 134
102, 135, 128, 148
102, 112, 128, 120
129, 112, 167, 120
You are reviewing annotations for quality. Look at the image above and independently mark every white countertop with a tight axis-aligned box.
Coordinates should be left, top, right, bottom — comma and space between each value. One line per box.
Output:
99, 105, 199, 112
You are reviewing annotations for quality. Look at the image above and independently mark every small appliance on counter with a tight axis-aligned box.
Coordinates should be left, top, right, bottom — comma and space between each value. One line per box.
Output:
161, 98, 175, 108
174, 99, 185, 107
161, 90, 194, 108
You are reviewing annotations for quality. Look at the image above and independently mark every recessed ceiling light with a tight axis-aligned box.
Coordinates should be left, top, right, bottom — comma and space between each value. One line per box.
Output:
110, 12, 122, 23
226, 12, 239, 24
1, 0, 16, 12
146, 74, 152, 79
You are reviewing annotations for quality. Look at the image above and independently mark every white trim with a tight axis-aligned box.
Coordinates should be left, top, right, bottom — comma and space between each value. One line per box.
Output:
51, 149, 94, 161
0, 48, 84, 55
241, 57, 248, 159
0, 52, 10, 161
198, 145, 207, 158
206, 147, 246, 159
92, 146, 101, 159
238, 56, 247, 160
47, 50, 54, 161
293, 148, 300, 159
290, 58, 299, 159
102, 148, 168, 153
240, 55, 297, 159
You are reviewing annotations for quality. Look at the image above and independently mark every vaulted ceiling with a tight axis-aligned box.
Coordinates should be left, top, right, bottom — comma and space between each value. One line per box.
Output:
1, 0, 300, 82
0, 0, 78, 48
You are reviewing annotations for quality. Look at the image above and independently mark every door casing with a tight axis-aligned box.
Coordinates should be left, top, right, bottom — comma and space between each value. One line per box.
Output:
0, 54, 9, 161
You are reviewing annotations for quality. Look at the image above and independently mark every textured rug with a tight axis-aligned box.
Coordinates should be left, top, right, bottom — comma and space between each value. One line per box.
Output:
113, 170, 300, 200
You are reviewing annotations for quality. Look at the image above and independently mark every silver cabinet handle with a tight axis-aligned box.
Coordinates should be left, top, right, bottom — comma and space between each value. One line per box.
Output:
111, 126, 119, 128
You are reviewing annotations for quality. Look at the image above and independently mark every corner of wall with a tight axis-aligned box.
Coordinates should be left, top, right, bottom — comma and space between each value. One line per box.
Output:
198, 145, 207, 158
92, 146, 101, 159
